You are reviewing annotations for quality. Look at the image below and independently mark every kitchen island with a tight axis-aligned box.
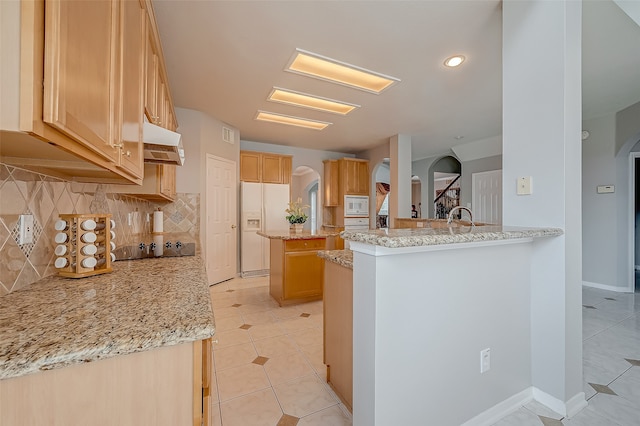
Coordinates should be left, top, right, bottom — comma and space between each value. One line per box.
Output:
341, 225, 565, 426
258, 229, 340, 306
0, 255, 215, 425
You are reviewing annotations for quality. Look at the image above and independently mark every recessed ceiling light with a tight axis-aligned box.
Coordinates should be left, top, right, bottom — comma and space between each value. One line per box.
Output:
444, 55, 465, 68
255, 111, 332, 130
454, 135, 464, 140
286, 48, 400, 94
268, 88, 359, 115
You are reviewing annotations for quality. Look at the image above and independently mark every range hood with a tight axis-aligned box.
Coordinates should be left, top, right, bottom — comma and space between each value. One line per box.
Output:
143, 117, 185, 166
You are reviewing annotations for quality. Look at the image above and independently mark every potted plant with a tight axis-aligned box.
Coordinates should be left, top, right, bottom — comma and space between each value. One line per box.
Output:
286, 197, 309, 233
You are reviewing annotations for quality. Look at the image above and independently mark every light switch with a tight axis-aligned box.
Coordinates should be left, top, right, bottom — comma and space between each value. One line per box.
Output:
517, 176, 532, 195
597, 185, 614, 194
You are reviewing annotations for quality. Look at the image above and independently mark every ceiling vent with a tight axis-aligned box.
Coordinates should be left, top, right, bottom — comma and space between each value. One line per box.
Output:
222, 127, 234, 144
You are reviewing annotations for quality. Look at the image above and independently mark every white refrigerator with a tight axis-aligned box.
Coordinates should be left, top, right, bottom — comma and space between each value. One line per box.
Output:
241, 182, 290, 277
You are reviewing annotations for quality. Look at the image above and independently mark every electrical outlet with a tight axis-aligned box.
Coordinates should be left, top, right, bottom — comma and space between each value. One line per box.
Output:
18, 214, 34, 245
480, 348, 491, 373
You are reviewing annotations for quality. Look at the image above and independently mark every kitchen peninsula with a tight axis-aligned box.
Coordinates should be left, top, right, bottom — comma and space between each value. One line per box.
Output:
340, 225, 563, 426
0, 256, 215, 425
258, 229, 341, 306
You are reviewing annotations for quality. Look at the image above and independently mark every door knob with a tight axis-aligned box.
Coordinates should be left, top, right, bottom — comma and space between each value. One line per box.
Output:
231, 224, 237, 229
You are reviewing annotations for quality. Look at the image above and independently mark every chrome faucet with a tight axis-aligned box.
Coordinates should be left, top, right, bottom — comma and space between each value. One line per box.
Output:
447, 206, 475, 226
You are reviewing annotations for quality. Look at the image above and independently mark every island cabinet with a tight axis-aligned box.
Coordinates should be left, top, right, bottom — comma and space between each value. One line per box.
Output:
269, 238, 325, 306
323, 258, 353, 411
240, 151, 292, 184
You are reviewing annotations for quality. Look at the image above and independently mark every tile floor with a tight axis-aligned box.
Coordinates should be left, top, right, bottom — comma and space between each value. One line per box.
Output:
208, 275, 352, 426
209, 278, 640, 426
493, 286, 640, 426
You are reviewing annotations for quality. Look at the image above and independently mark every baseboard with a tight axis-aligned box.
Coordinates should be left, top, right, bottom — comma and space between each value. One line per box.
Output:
240, 269, 269, 278
460, 388, 533, 426
582, 281, 632, 293
565, 392, 588, 418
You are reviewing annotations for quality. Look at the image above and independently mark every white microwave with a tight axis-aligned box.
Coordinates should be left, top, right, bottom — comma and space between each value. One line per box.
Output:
344, 195, 369, 217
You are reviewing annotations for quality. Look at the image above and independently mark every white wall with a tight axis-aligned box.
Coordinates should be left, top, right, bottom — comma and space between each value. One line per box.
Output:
581, 114, 619, 289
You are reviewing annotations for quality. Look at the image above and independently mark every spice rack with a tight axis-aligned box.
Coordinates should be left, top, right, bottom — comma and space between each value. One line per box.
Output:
54, 213, 115, 278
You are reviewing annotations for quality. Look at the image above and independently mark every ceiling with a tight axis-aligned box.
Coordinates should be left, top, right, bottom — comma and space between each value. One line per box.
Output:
153, 0, 640, 161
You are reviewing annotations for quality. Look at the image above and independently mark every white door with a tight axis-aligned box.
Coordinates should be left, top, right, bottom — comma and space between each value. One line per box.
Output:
206, 155, 237, 284
472, 169, 502, 225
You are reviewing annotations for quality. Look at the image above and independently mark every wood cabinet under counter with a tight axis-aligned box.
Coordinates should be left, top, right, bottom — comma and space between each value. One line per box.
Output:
0, 256, 215, 425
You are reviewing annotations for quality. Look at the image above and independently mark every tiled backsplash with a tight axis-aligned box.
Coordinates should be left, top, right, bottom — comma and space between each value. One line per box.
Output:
0, 163, 200, 295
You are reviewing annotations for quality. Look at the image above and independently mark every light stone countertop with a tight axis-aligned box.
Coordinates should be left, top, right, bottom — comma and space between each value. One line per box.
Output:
0, 256, 215, 380
318, 249, 353, 269
341, 225, 563, 248
257, 229, 341, 240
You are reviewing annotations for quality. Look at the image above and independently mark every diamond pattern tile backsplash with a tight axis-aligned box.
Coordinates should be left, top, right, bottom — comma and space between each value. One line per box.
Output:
0, 163, 200, 296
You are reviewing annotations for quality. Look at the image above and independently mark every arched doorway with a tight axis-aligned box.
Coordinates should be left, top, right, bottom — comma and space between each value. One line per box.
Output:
429, 156, 461, 219
372, 159, 390, 228
412, 175, 422, 218
291, 166, 321, 231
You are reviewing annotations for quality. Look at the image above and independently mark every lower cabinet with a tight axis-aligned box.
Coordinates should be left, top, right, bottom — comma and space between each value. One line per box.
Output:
269, 238, 325, 306
323, 260, 353, 411
0, 339, 212, 426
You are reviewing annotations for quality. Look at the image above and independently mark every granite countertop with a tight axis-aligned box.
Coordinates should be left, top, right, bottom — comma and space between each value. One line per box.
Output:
258, 229, 341, 240
0, 256, 215, 380
318, 249, 353, 269
341, 225, 563, 248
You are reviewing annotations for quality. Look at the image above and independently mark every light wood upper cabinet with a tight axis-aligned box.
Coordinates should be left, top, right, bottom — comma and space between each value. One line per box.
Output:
323, 158, 369, 206
240, 151, 292, 184
144, 15, 159, 125
160, 164, 176, 200
116, 0, 145, 180
43, 0, 120, 165
240, 151, 261, 183
340, 158, 369, 196
323, 160, 340, 207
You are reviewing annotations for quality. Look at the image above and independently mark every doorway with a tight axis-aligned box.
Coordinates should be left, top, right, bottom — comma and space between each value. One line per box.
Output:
472, 169, 502, 224
430, 156, 461, 219
206, 154, 237, 284
291, 166, 320, 231
411, 176, 422, 218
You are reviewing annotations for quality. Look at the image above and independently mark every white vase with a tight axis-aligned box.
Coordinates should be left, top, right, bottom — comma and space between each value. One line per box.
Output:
292, 223, 304, 233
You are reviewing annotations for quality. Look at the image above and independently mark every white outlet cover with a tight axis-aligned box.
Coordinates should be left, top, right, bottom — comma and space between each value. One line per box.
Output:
517, 176, 532, 195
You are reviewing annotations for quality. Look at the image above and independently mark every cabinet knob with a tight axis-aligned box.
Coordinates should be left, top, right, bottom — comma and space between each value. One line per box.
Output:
125, 151, 131, 158
231, 224, 237, 229
113, 143, 123, 149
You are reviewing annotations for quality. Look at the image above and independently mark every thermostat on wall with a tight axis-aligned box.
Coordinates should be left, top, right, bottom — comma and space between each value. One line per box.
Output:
597, 185, 615, 194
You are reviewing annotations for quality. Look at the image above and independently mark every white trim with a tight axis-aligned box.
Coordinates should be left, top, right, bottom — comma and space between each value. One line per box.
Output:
460, 388, 533, 426
628, 152, 640, 293
565, 392, 589, 418
582, 280, 633, 293
636, 265, 640, 271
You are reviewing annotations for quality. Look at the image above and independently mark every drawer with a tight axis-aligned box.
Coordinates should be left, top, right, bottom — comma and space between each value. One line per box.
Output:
285, 238, 326, 252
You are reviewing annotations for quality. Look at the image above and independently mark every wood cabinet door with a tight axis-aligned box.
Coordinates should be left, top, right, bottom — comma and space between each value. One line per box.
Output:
283, 251, 324, 299
281, 156, 292, 185
262, 154, 282, 183
356, 161, 370, 195
324, 160, 339, 206
240, 151, 261, 182
144, 16, 159, 124
160, 164, 176, 200
117, 0, 145, 180
43, 0, 119, 164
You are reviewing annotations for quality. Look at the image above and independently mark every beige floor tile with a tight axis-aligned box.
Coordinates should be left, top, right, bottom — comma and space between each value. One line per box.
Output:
220, 388, 283, 426
213, 306, 242, 320
273, 374, 338, 418
213, 314, 245, 332
300, 343, 327, 380
210, 371, 219, 402
212, 328, 251, 350
297, 404, 352, 426
288, 328, 323, 348
254, 335, 299, 358
265, 351, 314, 385
308, 314, 323, 329
248, 322, 287, 341
214, 342, 257, 371
242, 310, 278, 325
217, 363, 271, 402
272, 305, 304, 320
238, 302, 276, 315
209, 282, 231, 293
279, 316, 316, 333
296, 300, 324, 315
210, 402, 222, 426
211, 294, 237, 307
